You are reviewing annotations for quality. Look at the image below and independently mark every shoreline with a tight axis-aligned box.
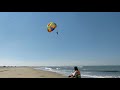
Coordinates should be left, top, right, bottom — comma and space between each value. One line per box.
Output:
0, 67, 67, 78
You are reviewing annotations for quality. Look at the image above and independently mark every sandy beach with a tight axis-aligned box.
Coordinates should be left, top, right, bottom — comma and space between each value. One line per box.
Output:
0, 67, 67, 78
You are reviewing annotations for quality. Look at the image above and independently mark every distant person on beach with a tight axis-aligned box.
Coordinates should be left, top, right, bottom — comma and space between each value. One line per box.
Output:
68, 66, 81, 78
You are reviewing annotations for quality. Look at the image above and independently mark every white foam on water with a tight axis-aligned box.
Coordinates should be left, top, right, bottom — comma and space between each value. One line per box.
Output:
45, 67, 53, 71
81, 74, 120, 78
56, 68, 60, 70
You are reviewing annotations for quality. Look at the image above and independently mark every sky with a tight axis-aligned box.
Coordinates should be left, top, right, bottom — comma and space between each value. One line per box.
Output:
0, 12, 120, 66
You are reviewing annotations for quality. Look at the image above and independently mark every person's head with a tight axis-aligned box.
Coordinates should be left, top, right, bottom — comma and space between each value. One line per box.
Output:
74, 66, 78, 71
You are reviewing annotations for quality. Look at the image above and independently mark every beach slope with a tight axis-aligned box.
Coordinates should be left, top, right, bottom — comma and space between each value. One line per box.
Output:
0, 67, 66, 78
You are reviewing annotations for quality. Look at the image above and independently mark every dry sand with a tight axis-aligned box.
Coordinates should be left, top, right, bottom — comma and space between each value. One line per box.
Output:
0, 67, 67, 78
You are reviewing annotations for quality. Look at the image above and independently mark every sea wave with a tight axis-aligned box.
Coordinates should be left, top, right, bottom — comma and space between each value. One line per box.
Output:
33, 66, 120, 78
81, 75, 120, 78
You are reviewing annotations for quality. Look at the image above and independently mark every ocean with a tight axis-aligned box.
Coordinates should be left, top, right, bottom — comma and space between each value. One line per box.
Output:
33, 65, 120, 78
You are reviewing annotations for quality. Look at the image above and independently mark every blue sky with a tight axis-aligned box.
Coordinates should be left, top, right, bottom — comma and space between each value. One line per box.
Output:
0, 12, 120, 66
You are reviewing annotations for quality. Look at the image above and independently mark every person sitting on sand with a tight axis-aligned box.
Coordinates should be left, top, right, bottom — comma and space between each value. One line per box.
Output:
68, 66, 81, 78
